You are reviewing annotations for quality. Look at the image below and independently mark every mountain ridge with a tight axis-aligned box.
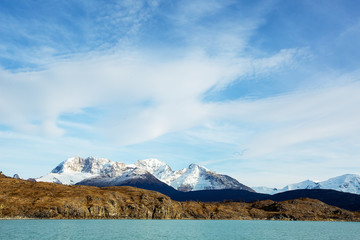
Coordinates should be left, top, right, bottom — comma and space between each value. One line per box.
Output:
37, 156, 254, 192
36, 156, 360, 195
253, 174, 360, 195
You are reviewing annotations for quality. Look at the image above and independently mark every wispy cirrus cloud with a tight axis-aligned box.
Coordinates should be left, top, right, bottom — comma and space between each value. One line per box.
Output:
0, 0, 160, 68
0, 44, 299, 142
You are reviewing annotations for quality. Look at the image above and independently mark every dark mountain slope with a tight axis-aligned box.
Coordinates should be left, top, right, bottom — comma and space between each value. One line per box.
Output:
77, 174, 265, 203
76, 174, 360, 212
268, 189, 360, 212
77, 172, 180, 197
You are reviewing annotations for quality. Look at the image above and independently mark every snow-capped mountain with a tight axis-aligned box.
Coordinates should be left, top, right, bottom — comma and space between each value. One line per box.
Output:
36, 157, 127, 185
134, 159, 175, 183
36, 157, 254, 192
253, 174, 360, 195
320, 174, 360, 194
134, 159, 253, 192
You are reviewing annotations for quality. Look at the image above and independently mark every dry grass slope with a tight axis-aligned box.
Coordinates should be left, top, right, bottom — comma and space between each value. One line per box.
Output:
1, 173, 359, 221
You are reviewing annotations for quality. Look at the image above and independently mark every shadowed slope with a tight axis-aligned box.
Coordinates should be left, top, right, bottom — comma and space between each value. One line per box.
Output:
268, 189, 360, 212
76, 174, 360, 212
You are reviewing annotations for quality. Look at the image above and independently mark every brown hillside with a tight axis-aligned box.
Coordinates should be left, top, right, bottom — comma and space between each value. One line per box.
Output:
0, 175, 359, 221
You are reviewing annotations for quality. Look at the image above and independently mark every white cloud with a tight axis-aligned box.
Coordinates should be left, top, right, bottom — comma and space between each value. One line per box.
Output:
183, 77, 360, 187
0, 45, 299, 144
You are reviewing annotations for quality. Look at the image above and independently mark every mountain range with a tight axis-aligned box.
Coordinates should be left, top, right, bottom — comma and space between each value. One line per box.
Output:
36, 156, 254, 192
36, 156, 360, 196
252, 174, 360, 195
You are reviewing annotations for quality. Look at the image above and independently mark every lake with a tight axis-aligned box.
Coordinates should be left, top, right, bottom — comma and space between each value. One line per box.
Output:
1, 219, 359, 240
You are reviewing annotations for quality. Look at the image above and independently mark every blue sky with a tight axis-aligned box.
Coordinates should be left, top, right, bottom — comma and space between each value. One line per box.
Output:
1, 0, 360, 187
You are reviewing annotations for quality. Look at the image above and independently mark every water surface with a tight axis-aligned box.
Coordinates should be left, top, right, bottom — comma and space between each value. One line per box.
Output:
1, 219, 359, 240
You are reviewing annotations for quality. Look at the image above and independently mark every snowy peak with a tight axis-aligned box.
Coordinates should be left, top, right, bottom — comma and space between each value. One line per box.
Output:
188, 163, 202, 170
187, 163, 209, 172
170, 163, 211, 191
253, 174, 360, 195
182, 164, 205, 179
135, 158, 172, 174
171, 165, 204, 191
51, 156, 118, 174
39, 157, 128, 185
282, 180, 319, 191
320, 174, 360, 193
134, 158, 173, 184
170, 163, 253, 192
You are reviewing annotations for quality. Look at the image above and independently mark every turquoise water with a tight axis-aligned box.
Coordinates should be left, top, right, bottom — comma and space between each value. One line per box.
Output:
0, 220, 359, 240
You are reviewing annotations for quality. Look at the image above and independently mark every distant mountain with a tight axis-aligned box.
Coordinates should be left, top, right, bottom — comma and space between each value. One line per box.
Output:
172, 188, 360, 212
253, 174, 360, 195
135, 158, 253, 192
35, 157, 360, 196
36, 157, 254, 192
251, 186, 280, 195
268, 189, 360, 212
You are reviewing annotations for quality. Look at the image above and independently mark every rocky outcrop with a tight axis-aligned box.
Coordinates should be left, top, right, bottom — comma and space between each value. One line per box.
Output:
0, 176, 359, 221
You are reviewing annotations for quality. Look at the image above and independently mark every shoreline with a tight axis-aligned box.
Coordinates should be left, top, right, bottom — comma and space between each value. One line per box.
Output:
0, 217, 358, 222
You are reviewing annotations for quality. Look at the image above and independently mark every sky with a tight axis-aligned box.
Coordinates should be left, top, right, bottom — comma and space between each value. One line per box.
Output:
1, 0, 360, 188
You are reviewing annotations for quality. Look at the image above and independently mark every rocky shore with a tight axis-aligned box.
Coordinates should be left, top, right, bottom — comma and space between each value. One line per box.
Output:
1, 174, 359, 221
